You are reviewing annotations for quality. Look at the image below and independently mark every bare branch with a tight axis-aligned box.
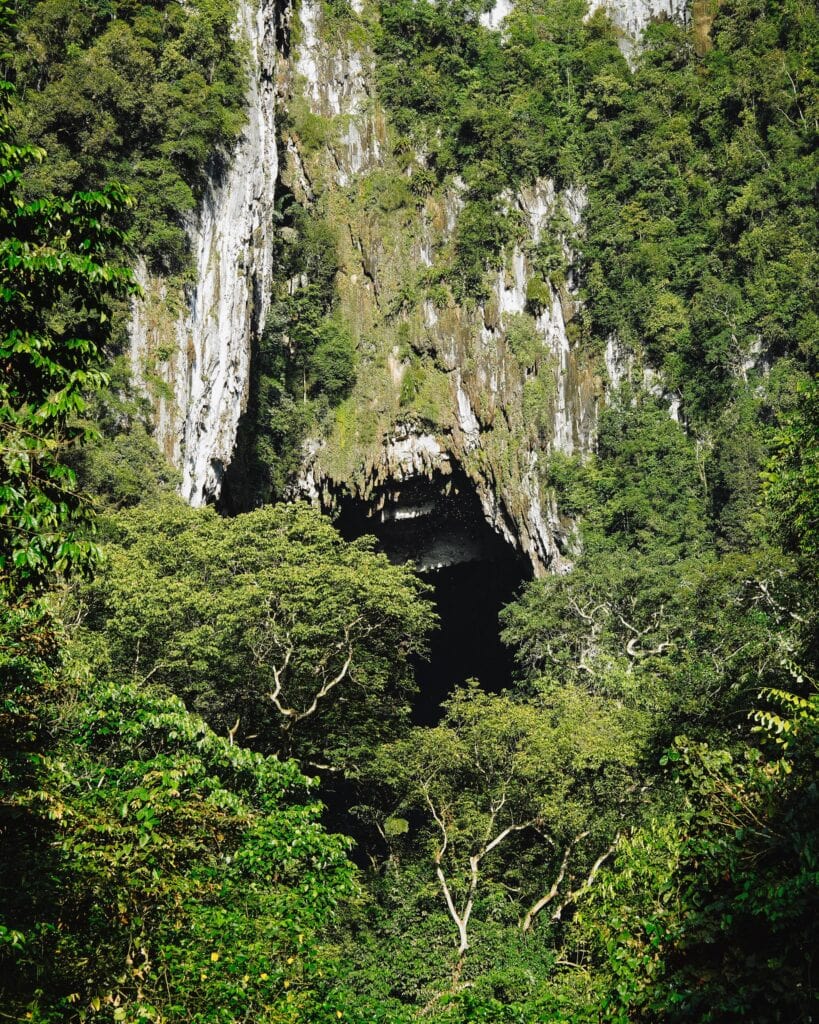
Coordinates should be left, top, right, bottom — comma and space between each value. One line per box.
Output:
267, 643, 293, 710
424, 790, 470, 953
267, 619, 364, 725
568, 598, 610, 625
754, 578, 807, 624
617, 614, 643, 637
626, 636, 672, 658
288, 646, 353, 723
551, 834, 620, 922
227, 717, 240, 746
521, 831, 589, 933
482, 820, 534, 859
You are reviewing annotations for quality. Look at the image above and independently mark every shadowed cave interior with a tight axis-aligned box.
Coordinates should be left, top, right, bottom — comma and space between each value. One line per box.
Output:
334, 467, 531, 724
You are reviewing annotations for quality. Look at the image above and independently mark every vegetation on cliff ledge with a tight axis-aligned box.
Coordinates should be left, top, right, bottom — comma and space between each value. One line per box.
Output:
1, 0, 817, 1020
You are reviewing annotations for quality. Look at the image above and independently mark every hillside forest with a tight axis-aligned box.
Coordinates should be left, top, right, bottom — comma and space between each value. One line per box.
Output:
0, 0, 817, 1021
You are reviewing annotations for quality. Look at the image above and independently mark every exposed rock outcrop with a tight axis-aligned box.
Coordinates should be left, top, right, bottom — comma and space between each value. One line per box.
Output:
129, 0, 690, 575
129, 0, 280, 505
481, 0, 690, 53
591, 0, 689, 56
284, 4, 598, 574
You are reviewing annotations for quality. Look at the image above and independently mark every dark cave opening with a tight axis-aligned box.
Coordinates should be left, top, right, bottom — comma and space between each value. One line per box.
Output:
334, 468, 531, 724
411, 557, 528, 723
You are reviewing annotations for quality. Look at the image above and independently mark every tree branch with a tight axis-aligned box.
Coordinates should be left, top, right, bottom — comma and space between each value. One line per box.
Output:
424, 789, 470, 953
267, 619, 363, 725
521, 831, 589, 933
550, 834, 620, 922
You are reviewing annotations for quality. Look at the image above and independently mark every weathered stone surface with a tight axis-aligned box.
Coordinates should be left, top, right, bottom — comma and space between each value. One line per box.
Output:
129, 0, 280, 506
285, 4, 600, 575
129, 0, 685, 575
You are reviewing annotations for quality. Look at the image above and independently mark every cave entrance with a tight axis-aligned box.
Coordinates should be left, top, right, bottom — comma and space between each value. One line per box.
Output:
334, 467, 531, 724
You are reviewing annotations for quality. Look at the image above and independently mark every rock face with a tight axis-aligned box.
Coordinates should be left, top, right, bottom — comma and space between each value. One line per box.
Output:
591, 0, 689, 56
335, 467, 522, 573
282, 3, 601, 574
480, 0, 689, 50
294, 0, 383, 184
130, 0, 689, 573
129, 0, 279, 506
479, 0, 515, 31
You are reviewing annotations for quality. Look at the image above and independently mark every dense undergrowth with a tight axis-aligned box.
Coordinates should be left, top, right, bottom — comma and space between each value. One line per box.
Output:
374, 0, 817, 413
6, 0, 247, 274
1, 0, 817, 1020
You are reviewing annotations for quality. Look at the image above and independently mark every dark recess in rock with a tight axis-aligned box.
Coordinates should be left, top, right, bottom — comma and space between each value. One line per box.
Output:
334, 467, 530, 723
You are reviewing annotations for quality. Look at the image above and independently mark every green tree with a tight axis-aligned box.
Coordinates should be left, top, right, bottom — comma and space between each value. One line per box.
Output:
0, 72, 136, 597
8, 0, 247, 271
68, 355, 180, 509
1, 673, 358, 1023
76, 496, 435, 770
584, 719, 818, 1024
764, 377, 819, 557
0, 0, 136, 825
370, 682, 642, 965
309, 317, 358, 403
580, 3, 817, 415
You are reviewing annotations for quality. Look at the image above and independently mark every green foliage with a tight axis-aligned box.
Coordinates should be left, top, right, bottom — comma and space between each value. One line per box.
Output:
585, 729, 819, 1023
0, 22, 144, 1015
367, 682, 641, 961
317, 0, 363, 42
289, 94, 335, 153
374, 0, 816, 412
591, 391, 707, 555
763, 376, 819, 556
580, 2, 818, 414
524, 277, 551, 314
7, 0, 247, 272
504, 314, 541, 371
522, 372, 557, 441
500, 383, 817, 1018
374, 0, 622, 293
540, 450, 596, 519
451, 198, 516, 300
752, 663, 819, 753
69, 356, 180, 508
225, 203, 358, 506
2, 0, 817, 1017
503, 396, 814, 731
375, 0, 602, 187
0, 0, 136, 606
399, 356, 425, 407
309, 317, 358, 401
76, 496, 434, 769
1, 673, 358, 1023
0, 129, 137, 595
360, 168, 415, 214
334, 896, 573, 1021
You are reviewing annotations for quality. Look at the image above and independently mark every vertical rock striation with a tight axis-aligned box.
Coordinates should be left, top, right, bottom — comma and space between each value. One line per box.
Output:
129, 0, 279, 506
481, 0, 689, 44
479, 0, 515, 31
591, 0, 689, 56
130, 0, 691, 575
282, 1, 599, 574
293, 0, 383, 185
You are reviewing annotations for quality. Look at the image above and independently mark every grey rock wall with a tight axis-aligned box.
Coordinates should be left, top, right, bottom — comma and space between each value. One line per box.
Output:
129, 0, 280, 506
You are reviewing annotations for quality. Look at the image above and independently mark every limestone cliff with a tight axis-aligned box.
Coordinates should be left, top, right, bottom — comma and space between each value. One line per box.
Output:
128, 0, 280, 506
280, 0, 601, 573
593, 0, 689, 55
129, 0, 693, 573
